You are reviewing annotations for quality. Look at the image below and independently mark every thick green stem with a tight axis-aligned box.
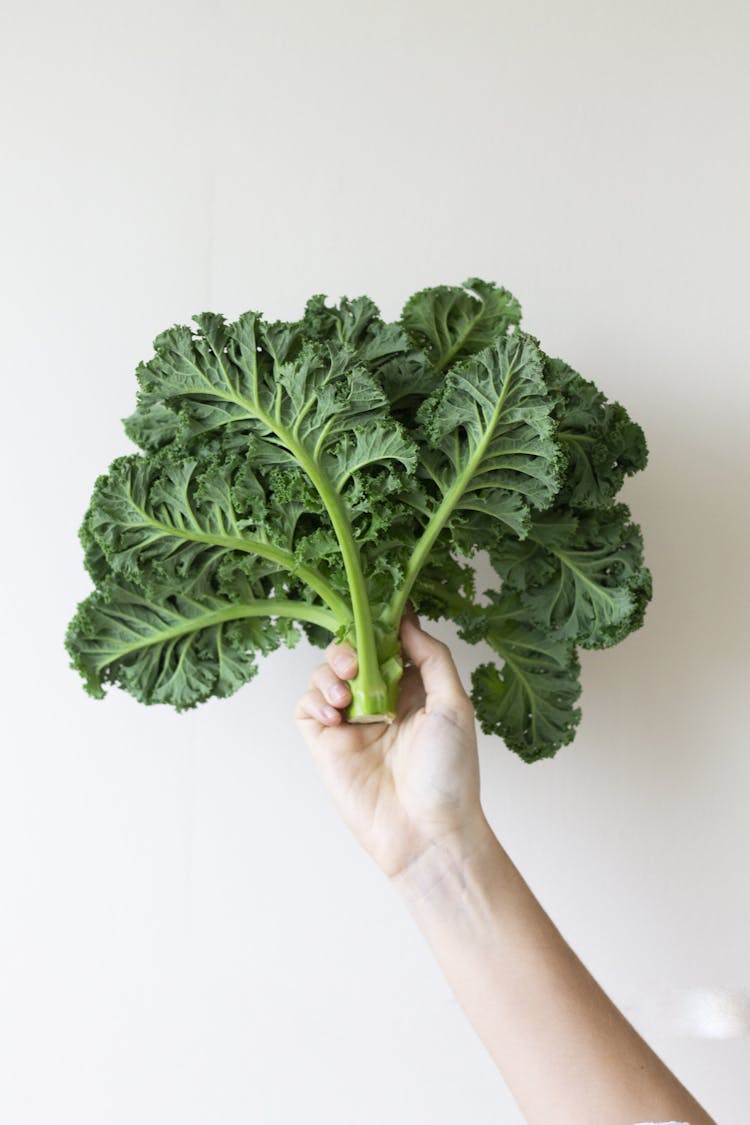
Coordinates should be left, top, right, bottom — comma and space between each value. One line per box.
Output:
345, 628, 402, 723
229, 389, 387, 710
279, 429, 386, 711
387, 474, 469, 626
346, 671, 401, 723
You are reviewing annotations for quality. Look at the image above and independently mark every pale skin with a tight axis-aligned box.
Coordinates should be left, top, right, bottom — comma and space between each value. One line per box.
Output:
294, 610, 716, 1125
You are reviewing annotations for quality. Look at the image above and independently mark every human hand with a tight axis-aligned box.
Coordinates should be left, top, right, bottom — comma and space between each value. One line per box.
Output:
294, 610, 490, 879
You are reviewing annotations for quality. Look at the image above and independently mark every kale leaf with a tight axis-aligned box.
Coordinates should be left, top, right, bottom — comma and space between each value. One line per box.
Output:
66, 279, 651, 761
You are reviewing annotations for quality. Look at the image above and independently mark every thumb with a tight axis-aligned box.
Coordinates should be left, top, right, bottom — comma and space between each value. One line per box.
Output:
399, 613, 469, 709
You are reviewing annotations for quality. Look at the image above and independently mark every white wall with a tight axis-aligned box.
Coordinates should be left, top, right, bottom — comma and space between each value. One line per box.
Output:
2, 0, 749, 1121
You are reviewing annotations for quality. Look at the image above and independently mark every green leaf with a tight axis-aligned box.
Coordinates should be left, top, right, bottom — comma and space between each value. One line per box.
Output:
376, 350, 439, 415
490, 504, 652, 648
544, 356, 648, 508
79, 452, 351, 621
413, 332, 561, 551
257, 319, 305, 367
300, 293, 440, 422
401, 277, 522, 373
125, 313, 418, 516
465, 592, 582, 763
301, 293, 410, 370
123, 399, 182, 452
123, 309, 277, 444
410, 547, 477, 621
65, 576, 336, 710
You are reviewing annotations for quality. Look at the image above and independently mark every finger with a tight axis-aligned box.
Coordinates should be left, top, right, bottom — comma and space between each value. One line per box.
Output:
402, 601, 420, 637
310, 662, 352, 708
398, 615, 469, 707
325, 638, 358, 679
399, 603, 419, 670
293, 687, 343, 726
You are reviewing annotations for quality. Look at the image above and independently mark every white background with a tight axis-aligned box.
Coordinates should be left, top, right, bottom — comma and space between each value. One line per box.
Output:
2, 0, 749, 1121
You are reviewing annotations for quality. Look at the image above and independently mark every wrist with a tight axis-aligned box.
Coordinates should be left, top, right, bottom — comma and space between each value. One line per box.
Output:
390, 811, 500, 910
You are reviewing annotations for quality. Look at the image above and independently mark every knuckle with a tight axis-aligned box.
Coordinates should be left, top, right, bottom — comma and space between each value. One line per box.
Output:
459, 691, 475, 714
427, 635, 449, 655
294, 693, 311, 720
330, 647, 357, 675
310, 662, 329, 685
423, 644, 449, 669
435, 696, 473, 728
302, 687, 320, 711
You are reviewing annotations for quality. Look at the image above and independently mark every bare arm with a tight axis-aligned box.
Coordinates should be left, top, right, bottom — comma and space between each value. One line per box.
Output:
392, 820, 713, 1125
294, 612, 716, 1125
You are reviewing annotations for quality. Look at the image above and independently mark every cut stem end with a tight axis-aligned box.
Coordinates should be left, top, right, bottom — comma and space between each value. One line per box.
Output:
347, 712, 396, 725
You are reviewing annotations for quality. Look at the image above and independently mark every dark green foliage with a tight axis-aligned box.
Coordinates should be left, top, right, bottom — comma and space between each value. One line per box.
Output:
66, 279, 651, 761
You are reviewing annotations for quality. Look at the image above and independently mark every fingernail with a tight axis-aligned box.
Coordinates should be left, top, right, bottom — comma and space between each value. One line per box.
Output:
334, 656, 355, 677
321, 705, 339, 722
331, 683, 349, 704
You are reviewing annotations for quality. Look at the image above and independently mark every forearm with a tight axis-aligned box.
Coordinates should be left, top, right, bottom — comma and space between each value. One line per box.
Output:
392, 815, 715, 1125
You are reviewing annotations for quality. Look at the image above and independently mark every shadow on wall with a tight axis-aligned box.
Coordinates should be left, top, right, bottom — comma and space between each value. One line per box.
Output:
600, 405, 747, 768
461, 403, 748, 784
